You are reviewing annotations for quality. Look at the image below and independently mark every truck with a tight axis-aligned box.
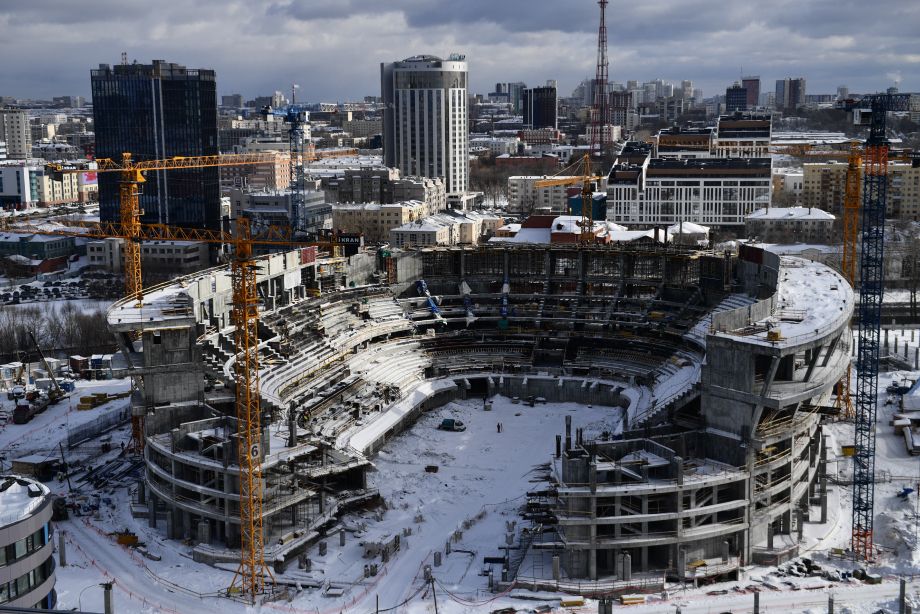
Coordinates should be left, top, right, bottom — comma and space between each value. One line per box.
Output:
437, 418, 466, 432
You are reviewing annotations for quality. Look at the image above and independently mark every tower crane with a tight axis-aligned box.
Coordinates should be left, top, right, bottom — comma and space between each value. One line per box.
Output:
0, 214, 320, 601
46, 152, 282, 307
844, 93, 912, 560
835, 141, 862, 419
534, 153, 605, 244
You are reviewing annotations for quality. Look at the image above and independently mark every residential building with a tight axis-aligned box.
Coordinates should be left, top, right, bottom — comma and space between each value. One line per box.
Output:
714, 112, 772, 157
742, 76, 761, 109
523, 84, 557, 130
320, 168, 446, 211
0, 476, 56, 609
507, 176, 605, 215
725, 83, 747, 112
220, 150, 291, 194
0, 110, 32, 159
653, 127, 714, 159
0, 141, 6, 159
517, 128, 562, 146
220, 94, 243, 108
91, 60, 220, 229
0, 233, 76, 262
381, 54, 469, 193
775, 77, 806, 111
0, 160, 81, 208
803, 158, 920, 220
218, 116, 287, 152
229, 188, 330, 235
87, 237, 209, 275
607, 152, 772, 227
744, 206, 835, 243
332, 200, 431, 242
609, 91, 633, 128
389, 210, 503, 247
342, 119, 382, 138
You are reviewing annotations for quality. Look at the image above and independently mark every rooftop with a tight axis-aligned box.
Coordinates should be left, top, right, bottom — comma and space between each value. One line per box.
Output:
0, 475, 50, 528
746, 206, 835, 221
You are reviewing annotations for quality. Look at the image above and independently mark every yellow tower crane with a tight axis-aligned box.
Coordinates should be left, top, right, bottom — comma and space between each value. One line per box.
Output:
534, 153, 606, 245
0, 215, 326, 602
47, 148, 355, 307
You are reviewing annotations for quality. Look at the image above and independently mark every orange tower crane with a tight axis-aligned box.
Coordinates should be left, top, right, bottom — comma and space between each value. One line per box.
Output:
836, 142, 862, 418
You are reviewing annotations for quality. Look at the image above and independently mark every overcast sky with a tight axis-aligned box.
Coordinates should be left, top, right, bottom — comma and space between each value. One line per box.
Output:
1, 0, 917, 102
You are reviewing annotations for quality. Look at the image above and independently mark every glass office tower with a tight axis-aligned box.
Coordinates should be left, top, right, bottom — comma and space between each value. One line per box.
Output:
91, 60, 219, 229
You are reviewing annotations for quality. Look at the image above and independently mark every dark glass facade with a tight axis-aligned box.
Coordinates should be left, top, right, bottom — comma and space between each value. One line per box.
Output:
523, 86, 557, 130
91, 60, 219, 230
725, 85, 748, 113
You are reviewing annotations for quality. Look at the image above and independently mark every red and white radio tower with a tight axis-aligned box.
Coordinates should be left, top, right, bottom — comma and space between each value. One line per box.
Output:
590, 0, 610, 157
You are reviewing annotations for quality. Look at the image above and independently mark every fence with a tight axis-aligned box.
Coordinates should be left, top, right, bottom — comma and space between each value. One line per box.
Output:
67, 402, 131, 448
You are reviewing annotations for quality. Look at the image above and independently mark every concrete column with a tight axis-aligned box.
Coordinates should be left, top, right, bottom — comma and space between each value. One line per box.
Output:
900, 577, 907, 614
622, 552, 632, 581
103, 582, 114, 614
58, 530, 66, 567
820, 436, 828, 523
137, 479, 145, 505
753, 591, 760, 614
148, 493, 157, 529
767, 523, 774, 549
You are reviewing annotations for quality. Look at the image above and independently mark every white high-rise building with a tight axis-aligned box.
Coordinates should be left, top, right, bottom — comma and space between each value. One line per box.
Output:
381, 54, 469, 194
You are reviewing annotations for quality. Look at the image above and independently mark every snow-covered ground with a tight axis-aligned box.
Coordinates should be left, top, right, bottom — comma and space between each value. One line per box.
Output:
35, 374, 920, 613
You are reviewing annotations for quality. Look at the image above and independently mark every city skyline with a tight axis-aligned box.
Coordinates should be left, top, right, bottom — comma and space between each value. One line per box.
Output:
0, 0, 917, 101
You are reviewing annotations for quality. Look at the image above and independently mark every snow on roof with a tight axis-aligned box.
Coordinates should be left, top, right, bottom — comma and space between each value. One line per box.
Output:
666, 222, 709, 234
746, 206, 835, 221
489, 227, 552, 244
607, 229, 661, 243
0, 475, 50, 528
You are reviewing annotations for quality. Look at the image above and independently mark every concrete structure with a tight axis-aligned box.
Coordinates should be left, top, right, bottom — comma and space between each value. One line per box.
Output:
744, 206, 835, 243
105, 237, 843, 590
0, 110, 32, 159
342, 119, 382, 138
607, 149, 772, 228
87, 238, 209, 275
0, 476, 56, 608
333, 200, 431, 242
381, 54, 469, 193
714, 113, 772, 158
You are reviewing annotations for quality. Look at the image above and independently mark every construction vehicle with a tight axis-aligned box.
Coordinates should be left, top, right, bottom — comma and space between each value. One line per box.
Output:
437, 418, 466, 432
28, 330, 64, 404
534, 153, 605, 245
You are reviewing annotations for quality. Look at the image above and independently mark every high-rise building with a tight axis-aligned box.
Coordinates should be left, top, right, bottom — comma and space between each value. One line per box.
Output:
741, 76, 760, 108
221, 94, 243, 108
91, 60, 219, 229
0, 109, 32, 159
725, 83, 748, 112
522, 83, 557, 130
775, 77, 806, 111
381, 54, 469, 194
836, 85, 849, 100
494, 81, 526, 113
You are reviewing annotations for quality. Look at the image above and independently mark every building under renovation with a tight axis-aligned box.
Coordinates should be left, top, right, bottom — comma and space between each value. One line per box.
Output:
108, 239, 850, 581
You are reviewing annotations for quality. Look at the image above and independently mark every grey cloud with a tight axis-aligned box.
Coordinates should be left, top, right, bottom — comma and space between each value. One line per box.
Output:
0, 0, 916, 101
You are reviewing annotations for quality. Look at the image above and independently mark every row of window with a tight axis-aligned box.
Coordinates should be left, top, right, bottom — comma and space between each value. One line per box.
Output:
0, 523, 49, 568
0, 556, 53, 604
